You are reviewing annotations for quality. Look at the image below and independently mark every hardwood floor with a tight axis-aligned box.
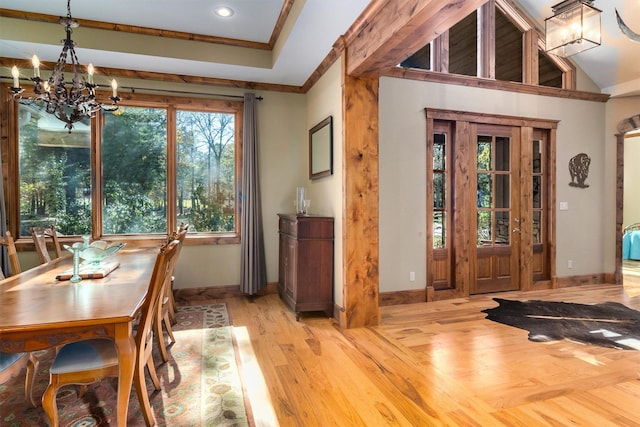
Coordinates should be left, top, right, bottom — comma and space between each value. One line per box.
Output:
185, 283, 640, 426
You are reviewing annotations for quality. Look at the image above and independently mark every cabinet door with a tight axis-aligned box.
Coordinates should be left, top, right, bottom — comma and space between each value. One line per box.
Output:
278, 232, 286, 294
284, 235, 297, 299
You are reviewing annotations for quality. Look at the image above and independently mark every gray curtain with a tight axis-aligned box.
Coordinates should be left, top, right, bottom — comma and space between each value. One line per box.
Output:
0, 138, 8, 276
240, 93, 267, 295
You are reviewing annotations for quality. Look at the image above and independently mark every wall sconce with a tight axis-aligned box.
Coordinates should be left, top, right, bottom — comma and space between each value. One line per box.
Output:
545, 0, 601, 57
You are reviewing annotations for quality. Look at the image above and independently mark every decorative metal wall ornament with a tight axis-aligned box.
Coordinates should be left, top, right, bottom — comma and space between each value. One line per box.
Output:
568, 153, 591, 188
8, 0, 119, 132
615, 9, 640, 43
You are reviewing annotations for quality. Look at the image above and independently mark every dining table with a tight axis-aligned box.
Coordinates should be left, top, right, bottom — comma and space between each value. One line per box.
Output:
0, 246, 159, 425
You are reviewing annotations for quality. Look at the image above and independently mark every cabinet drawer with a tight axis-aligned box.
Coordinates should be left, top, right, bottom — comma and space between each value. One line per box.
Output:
279, 217, 298, 237
278, 214, 333, 239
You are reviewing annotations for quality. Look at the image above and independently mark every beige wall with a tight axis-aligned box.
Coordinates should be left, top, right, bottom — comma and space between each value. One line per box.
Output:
305, 59, 345, 305
378, 76, 608, 292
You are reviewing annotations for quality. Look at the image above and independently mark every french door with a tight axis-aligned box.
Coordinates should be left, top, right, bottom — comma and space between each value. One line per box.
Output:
426, 109, 556, 298
473, 124, 520, 293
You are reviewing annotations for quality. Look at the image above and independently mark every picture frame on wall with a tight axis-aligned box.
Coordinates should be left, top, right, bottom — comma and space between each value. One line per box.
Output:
309, 116, 333, 180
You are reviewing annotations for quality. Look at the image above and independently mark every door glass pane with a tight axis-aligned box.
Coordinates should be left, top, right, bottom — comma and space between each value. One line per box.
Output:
533, 211, 542, 244
495, 175, 510, 208
434, 172, 444, 208
477, 173, 492, 208
495, 211, 510, 245
478, 211, 492, 245
533, 139, 542, 173
102, 107, 168, 234
495, 136, 510, 171
433, 133, 445, 169
477, 137, 491, 170
18, 103, 92, 237
533, 176, 542, 208
433, 212, 445, 248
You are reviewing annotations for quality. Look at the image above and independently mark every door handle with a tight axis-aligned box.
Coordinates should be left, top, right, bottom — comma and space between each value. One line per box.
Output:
513, 227, 520, 233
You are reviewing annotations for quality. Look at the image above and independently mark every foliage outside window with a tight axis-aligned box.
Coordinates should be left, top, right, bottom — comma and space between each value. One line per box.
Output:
15, 94, 242, 241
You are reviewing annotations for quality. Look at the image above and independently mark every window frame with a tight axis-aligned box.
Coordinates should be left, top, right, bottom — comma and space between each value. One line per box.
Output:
4, 88, 243, 247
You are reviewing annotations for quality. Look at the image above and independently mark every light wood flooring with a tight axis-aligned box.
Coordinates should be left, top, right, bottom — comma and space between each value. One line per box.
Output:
183, 278, 640, 426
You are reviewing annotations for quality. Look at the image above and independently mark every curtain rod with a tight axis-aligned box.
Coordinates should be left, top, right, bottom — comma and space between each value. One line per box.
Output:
122, 86, 263, 100
1, 76, 264, 100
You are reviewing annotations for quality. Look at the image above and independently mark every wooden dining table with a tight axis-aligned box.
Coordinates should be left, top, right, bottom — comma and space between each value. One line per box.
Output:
0, 246, 159, 425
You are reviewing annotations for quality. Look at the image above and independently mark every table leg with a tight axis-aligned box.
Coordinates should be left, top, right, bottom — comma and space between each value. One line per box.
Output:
114, 323, 136, 425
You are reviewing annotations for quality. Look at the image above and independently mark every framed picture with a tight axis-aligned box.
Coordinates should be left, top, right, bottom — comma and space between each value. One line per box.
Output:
309, 116, 333, 180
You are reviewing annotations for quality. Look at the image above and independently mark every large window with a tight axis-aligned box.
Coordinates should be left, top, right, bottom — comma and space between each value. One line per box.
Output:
13, 93, 242, 243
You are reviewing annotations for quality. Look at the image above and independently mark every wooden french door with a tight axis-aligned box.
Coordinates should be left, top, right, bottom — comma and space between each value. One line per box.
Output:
426, 109, 556, 299
472, 124, 520, 294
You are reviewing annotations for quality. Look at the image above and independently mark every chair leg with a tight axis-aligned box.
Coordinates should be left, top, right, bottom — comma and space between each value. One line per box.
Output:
146, 355, 161, 391
167, 282, 177, 325
134, 358, 156, 427
155, 315, 170, 363
163, 313, 176, 344
25, 353, 39, 407
78, 384, 88, 398
42, 377, 60, 427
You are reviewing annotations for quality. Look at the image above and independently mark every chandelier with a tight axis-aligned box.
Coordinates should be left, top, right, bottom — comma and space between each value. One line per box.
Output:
9, 0, 119, 132
545, 0, 602, 57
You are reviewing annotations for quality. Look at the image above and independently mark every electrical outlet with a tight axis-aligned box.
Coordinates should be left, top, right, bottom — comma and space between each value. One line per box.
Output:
409, 271, 415, 281
568, 260, 573, 269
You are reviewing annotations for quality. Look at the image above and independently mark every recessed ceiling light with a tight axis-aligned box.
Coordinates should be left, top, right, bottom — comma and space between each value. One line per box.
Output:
214, 6, 234, 18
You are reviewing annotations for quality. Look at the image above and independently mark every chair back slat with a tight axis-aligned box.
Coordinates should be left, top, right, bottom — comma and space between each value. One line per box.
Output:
30, 225, 62, 264
0, 231, 21, 276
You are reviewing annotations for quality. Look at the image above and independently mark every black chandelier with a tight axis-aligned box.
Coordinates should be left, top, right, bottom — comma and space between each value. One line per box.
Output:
9, 0, 119, 132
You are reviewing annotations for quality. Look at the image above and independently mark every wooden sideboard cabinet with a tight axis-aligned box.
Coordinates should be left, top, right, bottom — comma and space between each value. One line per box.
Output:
278, 214, 334, 320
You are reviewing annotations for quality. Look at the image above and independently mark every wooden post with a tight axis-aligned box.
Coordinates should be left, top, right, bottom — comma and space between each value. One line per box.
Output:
341, 54, 380, 328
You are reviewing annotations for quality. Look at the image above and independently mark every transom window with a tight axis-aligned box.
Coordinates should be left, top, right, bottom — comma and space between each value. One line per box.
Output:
12, 93, 242, 243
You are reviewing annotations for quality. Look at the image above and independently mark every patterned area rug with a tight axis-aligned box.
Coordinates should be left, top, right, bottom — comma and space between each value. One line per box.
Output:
0, 303, 250, 426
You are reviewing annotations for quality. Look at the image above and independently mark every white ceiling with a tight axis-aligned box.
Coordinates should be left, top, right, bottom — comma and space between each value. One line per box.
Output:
0, 0, 370, 87
1, 0, 639, 96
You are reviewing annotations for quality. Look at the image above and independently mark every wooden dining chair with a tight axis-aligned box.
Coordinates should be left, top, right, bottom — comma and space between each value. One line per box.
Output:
0, 352, 39, 407
30, 225, 62, 264
41, 239, 181, 427
155, 224, 189, 363
170, 223, 189, 322
0, 230, 21, 277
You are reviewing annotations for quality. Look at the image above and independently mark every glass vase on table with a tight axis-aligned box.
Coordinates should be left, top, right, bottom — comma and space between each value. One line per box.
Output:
64, 243, 85, 283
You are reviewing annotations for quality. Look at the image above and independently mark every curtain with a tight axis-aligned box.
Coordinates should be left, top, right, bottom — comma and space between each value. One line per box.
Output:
240, 93, 267, 295
0, 135, 8, 276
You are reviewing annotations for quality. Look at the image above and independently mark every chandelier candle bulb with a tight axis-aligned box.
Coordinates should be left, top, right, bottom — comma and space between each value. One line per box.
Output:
111, 79, 118, 97
32, 55, 40, 78
11, 66, 19, 87
87, 64, 94, 84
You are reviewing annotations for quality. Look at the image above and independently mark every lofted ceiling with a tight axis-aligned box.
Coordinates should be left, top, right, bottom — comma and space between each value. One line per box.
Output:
518, 0, 640, 97
0, 0, 639, 97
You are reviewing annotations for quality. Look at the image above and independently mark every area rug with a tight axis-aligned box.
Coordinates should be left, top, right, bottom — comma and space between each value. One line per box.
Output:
0, 303, 250, 426
482, 298, 640, 350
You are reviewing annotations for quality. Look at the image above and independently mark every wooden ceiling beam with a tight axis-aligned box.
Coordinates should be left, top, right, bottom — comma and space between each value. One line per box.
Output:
346, 0, 488, 77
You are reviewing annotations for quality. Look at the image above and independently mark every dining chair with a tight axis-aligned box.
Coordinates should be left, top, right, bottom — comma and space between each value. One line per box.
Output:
0, 352, 39, 407
41, 239, 181, 427
167, 223, 189, 324
0, 230, 21, 277
155, 224, 189, 363
30, 225, 63, 264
